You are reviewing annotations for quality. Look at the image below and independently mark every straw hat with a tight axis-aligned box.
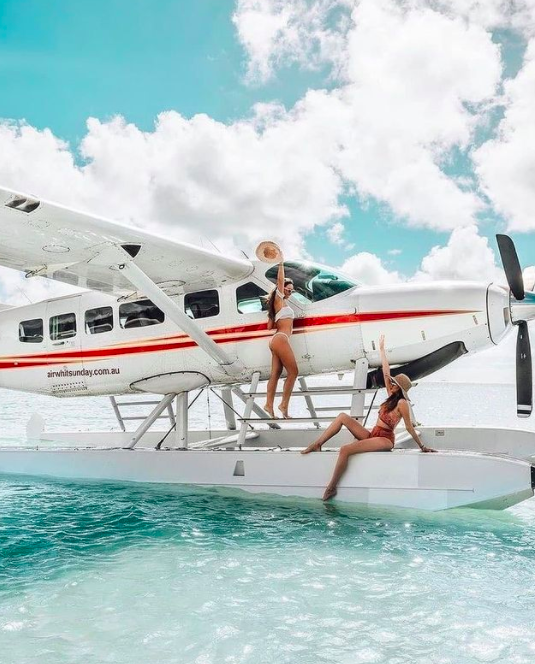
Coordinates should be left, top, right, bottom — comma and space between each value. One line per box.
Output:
390, 373, 413, 401
255, 241, 282, 264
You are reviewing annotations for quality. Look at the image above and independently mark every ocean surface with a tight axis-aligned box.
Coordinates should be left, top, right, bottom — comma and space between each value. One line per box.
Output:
1, 381, 535, 663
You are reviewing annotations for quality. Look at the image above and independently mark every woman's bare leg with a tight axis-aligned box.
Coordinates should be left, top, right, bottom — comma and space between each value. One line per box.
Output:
301, 413, 370, 454
323, 437, 394, 500
270, 336, 298, 418
264, 351, 283, 418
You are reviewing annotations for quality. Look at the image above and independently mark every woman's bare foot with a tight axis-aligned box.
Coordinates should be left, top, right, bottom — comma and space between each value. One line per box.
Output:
301, 441, 323, 454
322, 486, 337, 501
278, 404, 291, 419
263, 404, 275, 419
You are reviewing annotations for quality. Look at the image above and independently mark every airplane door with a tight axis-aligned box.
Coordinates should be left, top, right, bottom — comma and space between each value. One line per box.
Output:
45, 295, 86, 395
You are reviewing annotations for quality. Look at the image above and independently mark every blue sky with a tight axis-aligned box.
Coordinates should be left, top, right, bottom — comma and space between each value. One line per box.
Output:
1, 0, 535, 280
0, 0, 322, 143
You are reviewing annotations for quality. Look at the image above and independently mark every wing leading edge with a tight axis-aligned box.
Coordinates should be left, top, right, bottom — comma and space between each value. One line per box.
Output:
0, 186, 253, 296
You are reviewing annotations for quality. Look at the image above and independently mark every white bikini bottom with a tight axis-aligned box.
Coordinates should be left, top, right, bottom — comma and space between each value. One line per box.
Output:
269, 331, 290, 347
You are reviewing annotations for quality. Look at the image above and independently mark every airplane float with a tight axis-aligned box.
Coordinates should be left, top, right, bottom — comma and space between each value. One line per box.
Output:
0, 184, 534, 511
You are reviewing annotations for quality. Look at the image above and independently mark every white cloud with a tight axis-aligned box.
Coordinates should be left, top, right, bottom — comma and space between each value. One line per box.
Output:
341, 226, 504, 286
414, 225, 503, 282
523, 265, 535, 291
234, 0, 535, 79
326, 221, 345, 245
0, 0, 512, 271
431, 0, 535, 34
236, 0, 504, 231
473, 39, 535, 232
341, 225, 506, 287
1, 0, 533, 307
388, 249, 402, 256
0, 110, 349, 261
232, 0, 351, 82
331, 1, 503, 230
341, 251, 402, 285
232, 0, 535, 236
0, 123, 87, 206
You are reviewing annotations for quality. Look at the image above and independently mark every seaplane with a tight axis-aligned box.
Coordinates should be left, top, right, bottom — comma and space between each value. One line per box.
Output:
0, 184, 534, 511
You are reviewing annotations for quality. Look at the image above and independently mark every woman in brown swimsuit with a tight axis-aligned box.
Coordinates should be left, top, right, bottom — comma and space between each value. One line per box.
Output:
302, 334, 436, 500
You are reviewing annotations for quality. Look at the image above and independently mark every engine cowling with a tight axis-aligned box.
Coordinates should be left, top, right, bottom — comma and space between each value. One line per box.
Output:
486, 283, 512, 345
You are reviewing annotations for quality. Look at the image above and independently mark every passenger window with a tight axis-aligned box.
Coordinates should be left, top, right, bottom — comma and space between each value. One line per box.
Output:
85, 306, 114, 335
236, 282, 268, 314
119, 300, 165, 329
185, 290, 220, 319
19, 318, 44, 343
49, 313, 77, 340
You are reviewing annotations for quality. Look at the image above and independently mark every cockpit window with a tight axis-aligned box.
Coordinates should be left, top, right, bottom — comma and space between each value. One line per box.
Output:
265, 262, 358, 303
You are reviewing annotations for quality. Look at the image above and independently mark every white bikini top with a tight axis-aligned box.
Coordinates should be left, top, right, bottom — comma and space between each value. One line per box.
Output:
275, 290, 295, 323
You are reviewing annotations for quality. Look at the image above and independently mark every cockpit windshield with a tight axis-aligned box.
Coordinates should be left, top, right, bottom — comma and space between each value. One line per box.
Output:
265, 262, 359, 303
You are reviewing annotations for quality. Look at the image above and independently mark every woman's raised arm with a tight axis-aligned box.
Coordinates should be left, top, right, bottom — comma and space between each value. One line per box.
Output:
379, 335, 393, 396
276, 257, 285, 295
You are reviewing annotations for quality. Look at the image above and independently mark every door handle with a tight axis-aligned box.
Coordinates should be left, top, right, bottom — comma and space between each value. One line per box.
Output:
52, 341, 67, 346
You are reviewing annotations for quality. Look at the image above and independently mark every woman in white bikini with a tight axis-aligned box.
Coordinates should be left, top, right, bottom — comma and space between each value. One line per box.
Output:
264, 257, 298, 419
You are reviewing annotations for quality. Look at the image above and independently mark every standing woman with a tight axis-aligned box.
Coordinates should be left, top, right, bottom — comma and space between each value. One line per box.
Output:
302, 334, 435, 500
264, 257, 298, 419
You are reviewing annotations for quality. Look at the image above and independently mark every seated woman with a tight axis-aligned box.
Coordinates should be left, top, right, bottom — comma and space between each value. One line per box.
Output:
301, 334, 435, 500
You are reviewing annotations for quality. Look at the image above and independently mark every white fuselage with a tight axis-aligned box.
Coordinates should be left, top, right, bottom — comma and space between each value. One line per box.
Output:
0, 260, 511, 397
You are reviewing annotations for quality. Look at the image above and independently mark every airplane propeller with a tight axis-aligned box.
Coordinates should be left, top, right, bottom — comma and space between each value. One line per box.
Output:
496, 234, 534, 417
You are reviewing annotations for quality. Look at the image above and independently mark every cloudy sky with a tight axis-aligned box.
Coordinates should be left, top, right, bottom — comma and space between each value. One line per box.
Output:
1, 0, 535, 383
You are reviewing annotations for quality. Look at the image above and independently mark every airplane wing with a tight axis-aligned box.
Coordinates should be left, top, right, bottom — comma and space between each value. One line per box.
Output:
0, 185, 253, 296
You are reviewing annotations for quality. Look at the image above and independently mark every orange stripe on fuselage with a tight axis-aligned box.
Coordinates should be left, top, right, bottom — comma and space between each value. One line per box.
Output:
0, 309, 475, 370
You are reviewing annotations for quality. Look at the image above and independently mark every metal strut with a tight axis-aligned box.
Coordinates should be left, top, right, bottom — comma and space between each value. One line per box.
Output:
220, 387, 237, 430
126, 393, 176, 449
298, 377, 321, 428
232, 385, 281, 429
350, 358, 369, 418
174, 392, 189, 448
237, 372, 261, 448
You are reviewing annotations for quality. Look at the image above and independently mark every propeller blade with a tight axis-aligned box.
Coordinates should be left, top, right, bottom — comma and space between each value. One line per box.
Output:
497, 234, 525, 300
516, 320, 532, 417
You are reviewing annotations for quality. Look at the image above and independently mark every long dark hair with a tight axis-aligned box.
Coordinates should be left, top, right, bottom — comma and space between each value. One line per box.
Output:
381, 389, 405, 412
267, 278, 294, 322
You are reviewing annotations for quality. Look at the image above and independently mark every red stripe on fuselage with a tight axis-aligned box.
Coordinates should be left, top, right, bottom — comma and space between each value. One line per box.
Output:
0, 309, 474, 370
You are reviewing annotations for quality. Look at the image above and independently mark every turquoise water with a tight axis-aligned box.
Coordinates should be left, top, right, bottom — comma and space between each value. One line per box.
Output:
1, 382, 535, 662
1, 478, 535, 663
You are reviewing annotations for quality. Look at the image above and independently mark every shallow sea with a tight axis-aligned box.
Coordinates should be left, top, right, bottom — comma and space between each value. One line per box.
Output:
1, 382, 535, 664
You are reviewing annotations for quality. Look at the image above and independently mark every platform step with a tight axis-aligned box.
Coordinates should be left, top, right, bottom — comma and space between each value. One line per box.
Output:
314, 405, 352, 411
115, 400, 162, 407
239, 416, 364, 423
249, 387, 377, 397
121, 415, 171, 421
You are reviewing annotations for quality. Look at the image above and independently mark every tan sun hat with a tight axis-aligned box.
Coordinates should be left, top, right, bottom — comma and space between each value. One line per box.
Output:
390, 373, 413, 401
255, 241, 282, 264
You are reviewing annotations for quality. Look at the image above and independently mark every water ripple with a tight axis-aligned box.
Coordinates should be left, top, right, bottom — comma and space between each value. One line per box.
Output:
0, 474, 535, 663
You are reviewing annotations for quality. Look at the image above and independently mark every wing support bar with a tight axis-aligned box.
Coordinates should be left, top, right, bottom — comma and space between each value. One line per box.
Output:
92, 243, 245, 377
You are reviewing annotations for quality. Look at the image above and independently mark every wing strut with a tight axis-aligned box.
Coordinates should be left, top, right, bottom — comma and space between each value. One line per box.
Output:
92, 243, 245, 377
